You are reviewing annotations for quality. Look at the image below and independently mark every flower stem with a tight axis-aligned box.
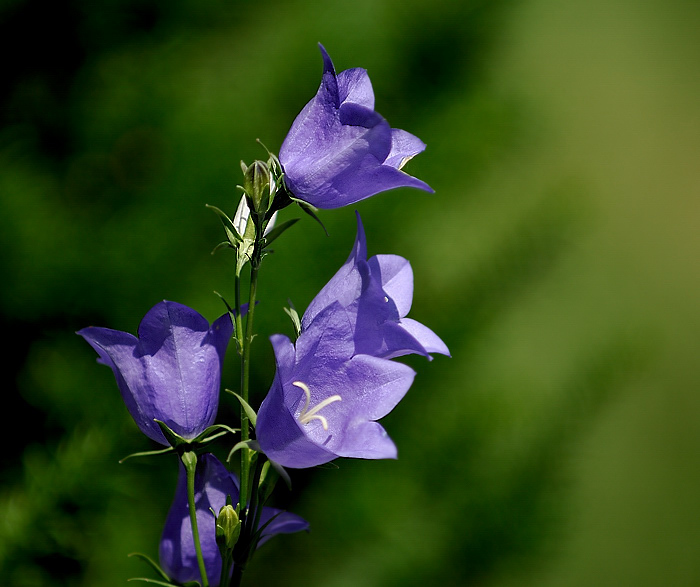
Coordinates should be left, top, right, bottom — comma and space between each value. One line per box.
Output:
234, 267, 250, 519
181, 451, 209, 587
234, 272, 244, 353
236, 218, 264, 587
230, 563, 244, 587
239, 258, 259, 512
219, 552, 233, 587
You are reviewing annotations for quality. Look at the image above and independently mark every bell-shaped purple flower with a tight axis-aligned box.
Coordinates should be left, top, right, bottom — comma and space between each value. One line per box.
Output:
256, 303, 417, 469
302, 211, 450, 361
159, 453, 309, 586
77, 300, 233, 446
279, 44, 433, 209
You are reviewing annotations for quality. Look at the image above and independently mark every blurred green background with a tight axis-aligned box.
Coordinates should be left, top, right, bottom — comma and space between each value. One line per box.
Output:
2, 0, 699, 585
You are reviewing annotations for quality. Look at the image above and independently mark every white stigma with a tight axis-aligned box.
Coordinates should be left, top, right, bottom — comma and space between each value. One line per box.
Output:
293, 381, 342, 431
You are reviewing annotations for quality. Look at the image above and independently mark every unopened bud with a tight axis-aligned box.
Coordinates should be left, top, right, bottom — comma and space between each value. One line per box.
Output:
242, 160, 271, 214
216, 504, 241, 551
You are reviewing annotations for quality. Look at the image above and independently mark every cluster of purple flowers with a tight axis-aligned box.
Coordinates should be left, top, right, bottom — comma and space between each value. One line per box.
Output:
78, 45, 446, 586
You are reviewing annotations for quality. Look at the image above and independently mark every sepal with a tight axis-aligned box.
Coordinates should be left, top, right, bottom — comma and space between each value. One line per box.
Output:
263, 218, 299, 247
283, 299, 302, 339
292, 198, 328, 236
119, 446, 174, 464
153, 420, 239, 455
155, 420, 192, 451
128, 579, 197, 586
127, 553, 201, 586
210, 241, 234, 255
205, 204, 242, 247
128, 553, 171, 583
268, 459, 292, 491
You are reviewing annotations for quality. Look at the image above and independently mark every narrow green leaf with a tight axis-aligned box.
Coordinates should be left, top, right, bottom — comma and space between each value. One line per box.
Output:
283, 299, 302, 339
226, 439, 260, 463
210, 241, 234, 255
225, 390, 258, 427
155, 420, 190, 450
294, 200, 328, 236
119, 446, 173, 464
263, 217, 300, 246
128, 553, 171, 582
195, 423, 241, 441
269, 459, 292, 491
206, 204, 242, 245
191, 424, 240, 446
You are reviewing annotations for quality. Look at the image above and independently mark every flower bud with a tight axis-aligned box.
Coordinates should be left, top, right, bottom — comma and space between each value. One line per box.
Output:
242, 159, 271, 214
216, 504, 241, 552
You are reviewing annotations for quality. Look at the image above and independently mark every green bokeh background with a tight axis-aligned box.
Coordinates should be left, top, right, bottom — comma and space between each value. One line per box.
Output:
2, 0, 699, 585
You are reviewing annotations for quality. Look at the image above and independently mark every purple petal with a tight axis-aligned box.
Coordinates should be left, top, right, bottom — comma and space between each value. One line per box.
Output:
332, 420, 397, 460
77, 326, 157, 438
312, 152, 432, 208
78, 301, 233, 445
256, 334, 338, 469
295, 301, 357, 373
337, 67, 374, 109
297, 353, 414, 456
278, 46, 340, 171
257, 508, 310, 547
259, 300, 416, 468
258, 312, 415, 468
384, 128, 428, 170
341, 354, 416, 421
282, 108, 395, 209
399, 318, 451, 358
301, 213, 366, 329
367, 254, 414, 318
361, 320, 434, 360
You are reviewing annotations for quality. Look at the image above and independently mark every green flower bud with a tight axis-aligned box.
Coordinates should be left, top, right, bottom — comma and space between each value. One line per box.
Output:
216, 504, 241, 552
242, 159, 271, 214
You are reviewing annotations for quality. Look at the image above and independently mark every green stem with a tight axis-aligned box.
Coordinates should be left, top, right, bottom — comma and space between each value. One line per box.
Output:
181, 451, 209, 587
243, 454, 265, 542
237, 220, 263, 555
240, 256, 260, 502
234, 269, 249, 518
234, 271, 244, 353
230, 563, 245, 587
219, 553, 233, 587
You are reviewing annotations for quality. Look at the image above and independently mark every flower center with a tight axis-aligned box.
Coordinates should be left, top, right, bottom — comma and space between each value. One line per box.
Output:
292, 381, 342, 431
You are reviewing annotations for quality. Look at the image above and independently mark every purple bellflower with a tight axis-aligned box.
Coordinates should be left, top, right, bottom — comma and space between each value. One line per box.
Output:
256, 302, 417, 469
279, 44, 433, 209
77, 300, 233, 446
159, 453, 309, 586
302, 211, 450, 361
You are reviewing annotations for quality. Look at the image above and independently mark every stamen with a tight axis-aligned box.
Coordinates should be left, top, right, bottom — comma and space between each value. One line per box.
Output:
292, 381, 342, 431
